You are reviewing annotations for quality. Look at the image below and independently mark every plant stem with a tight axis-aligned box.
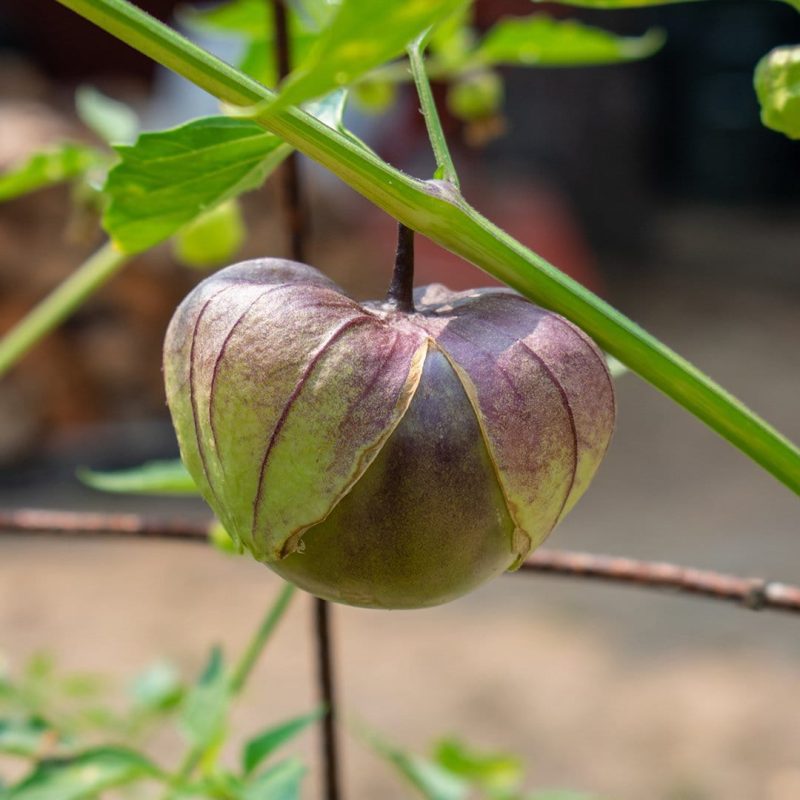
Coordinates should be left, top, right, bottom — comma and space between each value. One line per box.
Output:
407, 33, 459, 188
230, 581, 296, 694
314, 597, 342, 800
0, 242, 127, 377
160, 582, 296, 799
52, 0, 800, 494
386, 223, 415, 312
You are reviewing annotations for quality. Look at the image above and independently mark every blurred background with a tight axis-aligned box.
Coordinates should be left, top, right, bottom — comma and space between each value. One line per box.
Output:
1, 1, 799, 798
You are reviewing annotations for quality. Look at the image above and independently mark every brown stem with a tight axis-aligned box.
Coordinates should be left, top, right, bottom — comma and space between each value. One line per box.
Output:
273, 0, 307, 263
386, 222, 415, 313
3, 510, 800, 615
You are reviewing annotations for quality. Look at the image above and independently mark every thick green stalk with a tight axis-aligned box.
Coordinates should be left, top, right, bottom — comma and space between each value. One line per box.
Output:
0, 242, 128, 377
407, 33, 460, 187
53, 0, 800, 494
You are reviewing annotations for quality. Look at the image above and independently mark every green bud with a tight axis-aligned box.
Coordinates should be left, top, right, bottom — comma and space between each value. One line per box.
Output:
447, 71, 504, 122
163, 260, 615, 608
172, 200, 246, 270
754, 46, 800, 140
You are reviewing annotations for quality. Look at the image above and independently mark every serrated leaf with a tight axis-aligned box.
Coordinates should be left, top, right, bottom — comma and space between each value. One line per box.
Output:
102, 116, 291, 254
75, 86, 139, 145
79, 460, 200, 495
433, 738, 523, 793
0, 144, 99, 202
242, 709, 323, 774
754, 45, 800, 140
243, 758, 306, 800
6, 747, 162, 800
476, 15, 664, 67
173, 199, 246, 269
0, 718, 58, 758
180, 647, 229, 750
275, 0, 468, 109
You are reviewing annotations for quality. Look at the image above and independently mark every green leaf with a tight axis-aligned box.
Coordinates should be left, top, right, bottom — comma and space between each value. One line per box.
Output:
6, 747, 162, 799
476, 15, 664, 67
243, 758, 306, 800
0, 718, 58, 758
0, 144, 99, 202
754, 46, 800, 140
103, 116, 291, 254
79, 459, 200, 495
75, 86, 139, 144
184, 0, 266, 36
172, 198, 246, 268
433, 738, 523, 793
275, 0, 468, 109
184, 0, 317, 87
242, 709, 323, 775
180, 647, 229, 750
362, 728, 469, 800
130, 662, 183, 712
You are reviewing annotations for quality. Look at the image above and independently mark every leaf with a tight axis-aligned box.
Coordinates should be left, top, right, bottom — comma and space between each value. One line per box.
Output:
0, 718, 58, 758
0, 144, 99, 202
172, 199, 246, 269
242, 709, 323, 774
433, 738, 523, 793
75, 86, 139, 144
242, 758, 306, 800
102, 116, 291, 254
476, 15, 664, 67
130, 662, 184, 712
79, 459, 200, 495
275, 0, 468, 109
361, 727, 469, 800
184, 0, 317, 86
180, 647, 229, 750
6, 747, 162, 799
754, 46, 800, 140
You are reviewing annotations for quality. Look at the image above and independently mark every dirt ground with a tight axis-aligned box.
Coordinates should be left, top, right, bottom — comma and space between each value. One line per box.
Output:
1, 210, 800, 799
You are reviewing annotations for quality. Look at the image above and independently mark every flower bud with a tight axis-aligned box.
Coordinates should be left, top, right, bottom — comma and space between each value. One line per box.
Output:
164, 259, 615, 608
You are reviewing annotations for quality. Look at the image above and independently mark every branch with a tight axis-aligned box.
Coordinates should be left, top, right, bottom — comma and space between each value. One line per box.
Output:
53, 0, 800, 494
2, 508, 799, 615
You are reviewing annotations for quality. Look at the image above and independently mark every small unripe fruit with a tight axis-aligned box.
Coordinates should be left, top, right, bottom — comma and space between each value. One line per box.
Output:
164, 259, 614, 608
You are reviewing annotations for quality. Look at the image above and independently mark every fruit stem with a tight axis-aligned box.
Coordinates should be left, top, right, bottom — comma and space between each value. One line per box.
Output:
386, 222, 415, 313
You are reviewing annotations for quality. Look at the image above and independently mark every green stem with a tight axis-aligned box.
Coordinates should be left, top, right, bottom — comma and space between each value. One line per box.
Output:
229, 582, 295, 694
407, 33, 460, 187
51, 0, 800, 494
0, 242, 128, 377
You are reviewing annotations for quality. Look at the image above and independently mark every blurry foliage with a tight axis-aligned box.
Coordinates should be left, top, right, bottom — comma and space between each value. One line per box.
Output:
0, 589, 319, 799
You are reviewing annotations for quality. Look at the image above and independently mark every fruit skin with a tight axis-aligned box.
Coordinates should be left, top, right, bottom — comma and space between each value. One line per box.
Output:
163, 258, 615, 609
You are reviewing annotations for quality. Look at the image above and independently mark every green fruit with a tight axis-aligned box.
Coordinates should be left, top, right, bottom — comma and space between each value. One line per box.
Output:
754, 46, 800, 140
163, 259, 615, 608
447, 71, 504, 122
172, 200, 246, 269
